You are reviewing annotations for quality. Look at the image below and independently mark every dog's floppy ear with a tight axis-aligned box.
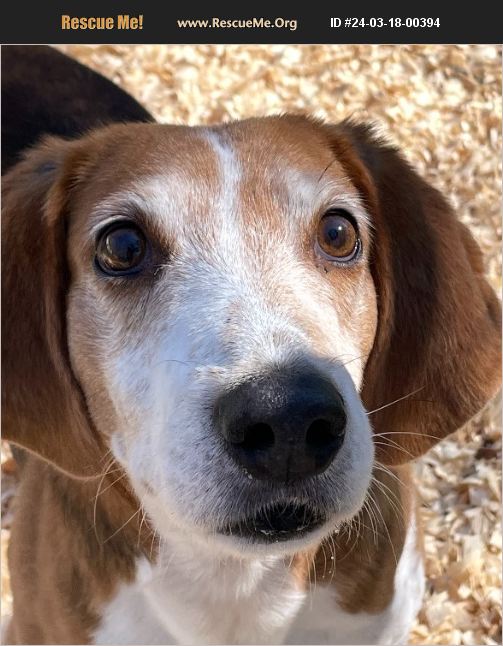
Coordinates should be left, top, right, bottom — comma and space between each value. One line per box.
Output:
2, 138, 105, 477
327, 121, 501, 464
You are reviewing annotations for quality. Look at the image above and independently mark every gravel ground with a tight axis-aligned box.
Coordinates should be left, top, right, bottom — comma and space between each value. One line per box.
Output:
1, 44, 501, 645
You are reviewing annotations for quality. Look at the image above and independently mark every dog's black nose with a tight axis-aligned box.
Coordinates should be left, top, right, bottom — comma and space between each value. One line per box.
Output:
215, 370, 346, 483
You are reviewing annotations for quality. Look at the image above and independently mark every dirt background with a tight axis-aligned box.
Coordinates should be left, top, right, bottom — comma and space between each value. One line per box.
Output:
1, 44, 501, 644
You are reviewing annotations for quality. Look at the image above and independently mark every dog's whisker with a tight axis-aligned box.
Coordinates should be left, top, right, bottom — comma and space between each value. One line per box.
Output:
152, 358, 200, 369
372, 438, 417, 460
92, 457, 118, 544
373, 463, 414, 494
95, 471, 128, 499
368, 490, 398, 567
317, 158, 338, 185
103, 507, 142, 545
366, 386, 426, 415
375, 430, 442, 441
137, 508, 148, 550
370, 477, 405, 529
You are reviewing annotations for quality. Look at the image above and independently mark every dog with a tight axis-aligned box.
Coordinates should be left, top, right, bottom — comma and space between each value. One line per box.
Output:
2, 46, 501, 645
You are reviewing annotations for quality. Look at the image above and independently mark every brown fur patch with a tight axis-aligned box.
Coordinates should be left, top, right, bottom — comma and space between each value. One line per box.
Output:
5, 455, 156, 644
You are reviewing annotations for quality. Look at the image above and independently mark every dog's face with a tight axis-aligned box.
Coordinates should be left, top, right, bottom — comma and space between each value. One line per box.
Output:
3, 115, 500, 557
66, 119, 377, 554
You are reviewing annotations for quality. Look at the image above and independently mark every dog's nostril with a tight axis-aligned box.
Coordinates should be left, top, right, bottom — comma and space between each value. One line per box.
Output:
242, 423, 275, 451
306, 418, 337, 448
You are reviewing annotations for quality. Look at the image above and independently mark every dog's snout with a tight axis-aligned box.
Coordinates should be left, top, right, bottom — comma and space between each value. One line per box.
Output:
215, 371, 346, 483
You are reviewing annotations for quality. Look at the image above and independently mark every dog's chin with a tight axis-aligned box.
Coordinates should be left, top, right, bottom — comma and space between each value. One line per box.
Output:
221, 501, 326, 542
210, 501, 342, 557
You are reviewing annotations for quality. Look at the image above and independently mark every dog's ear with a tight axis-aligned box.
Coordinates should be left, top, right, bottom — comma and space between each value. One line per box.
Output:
2, 138, 106, 477
326, 121, 501, 464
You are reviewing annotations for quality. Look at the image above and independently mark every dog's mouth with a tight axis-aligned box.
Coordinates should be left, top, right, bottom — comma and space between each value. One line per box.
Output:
221, 502, 326, 543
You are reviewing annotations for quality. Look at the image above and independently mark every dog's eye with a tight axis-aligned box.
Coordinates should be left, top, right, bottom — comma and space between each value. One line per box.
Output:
316, 210, 360, 262
96, 224, 147, 275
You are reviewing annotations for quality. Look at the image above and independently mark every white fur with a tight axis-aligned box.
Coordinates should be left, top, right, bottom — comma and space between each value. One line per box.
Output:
93, 545, 305, 645
93, 515, 424, 645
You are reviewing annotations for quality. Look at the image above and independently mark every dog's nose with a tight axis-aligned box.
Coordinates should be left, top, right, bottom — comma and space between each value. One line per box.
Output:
214, 371, 346, 483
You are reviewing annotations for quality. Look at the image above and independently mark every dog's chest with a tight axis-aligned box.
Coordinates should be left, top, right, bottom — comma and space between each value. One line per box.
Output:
92, 553, 305, 645
92, 517, 424, 645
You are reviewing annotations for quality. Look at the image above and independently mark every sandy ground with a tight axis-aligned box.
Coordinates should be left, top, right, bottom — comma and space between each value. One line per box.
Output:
1, 44, 501, 644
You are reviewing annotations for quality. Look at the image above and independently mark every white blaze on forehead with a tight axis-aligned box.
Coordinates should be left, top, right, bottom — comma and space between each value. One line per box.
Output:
202, 129, 247, 260
204, 129, 241, 204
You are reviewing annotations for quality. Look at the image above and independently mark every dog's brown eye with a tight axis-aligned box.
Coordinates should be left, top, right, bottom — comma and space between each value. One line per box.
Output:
96, 225, 147, 275
317, 210, 360, 262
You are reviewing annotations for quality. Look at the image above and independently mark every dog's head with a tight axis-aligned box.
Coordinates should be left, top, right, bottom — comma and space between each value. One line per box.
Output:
2, 116, 500, 556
